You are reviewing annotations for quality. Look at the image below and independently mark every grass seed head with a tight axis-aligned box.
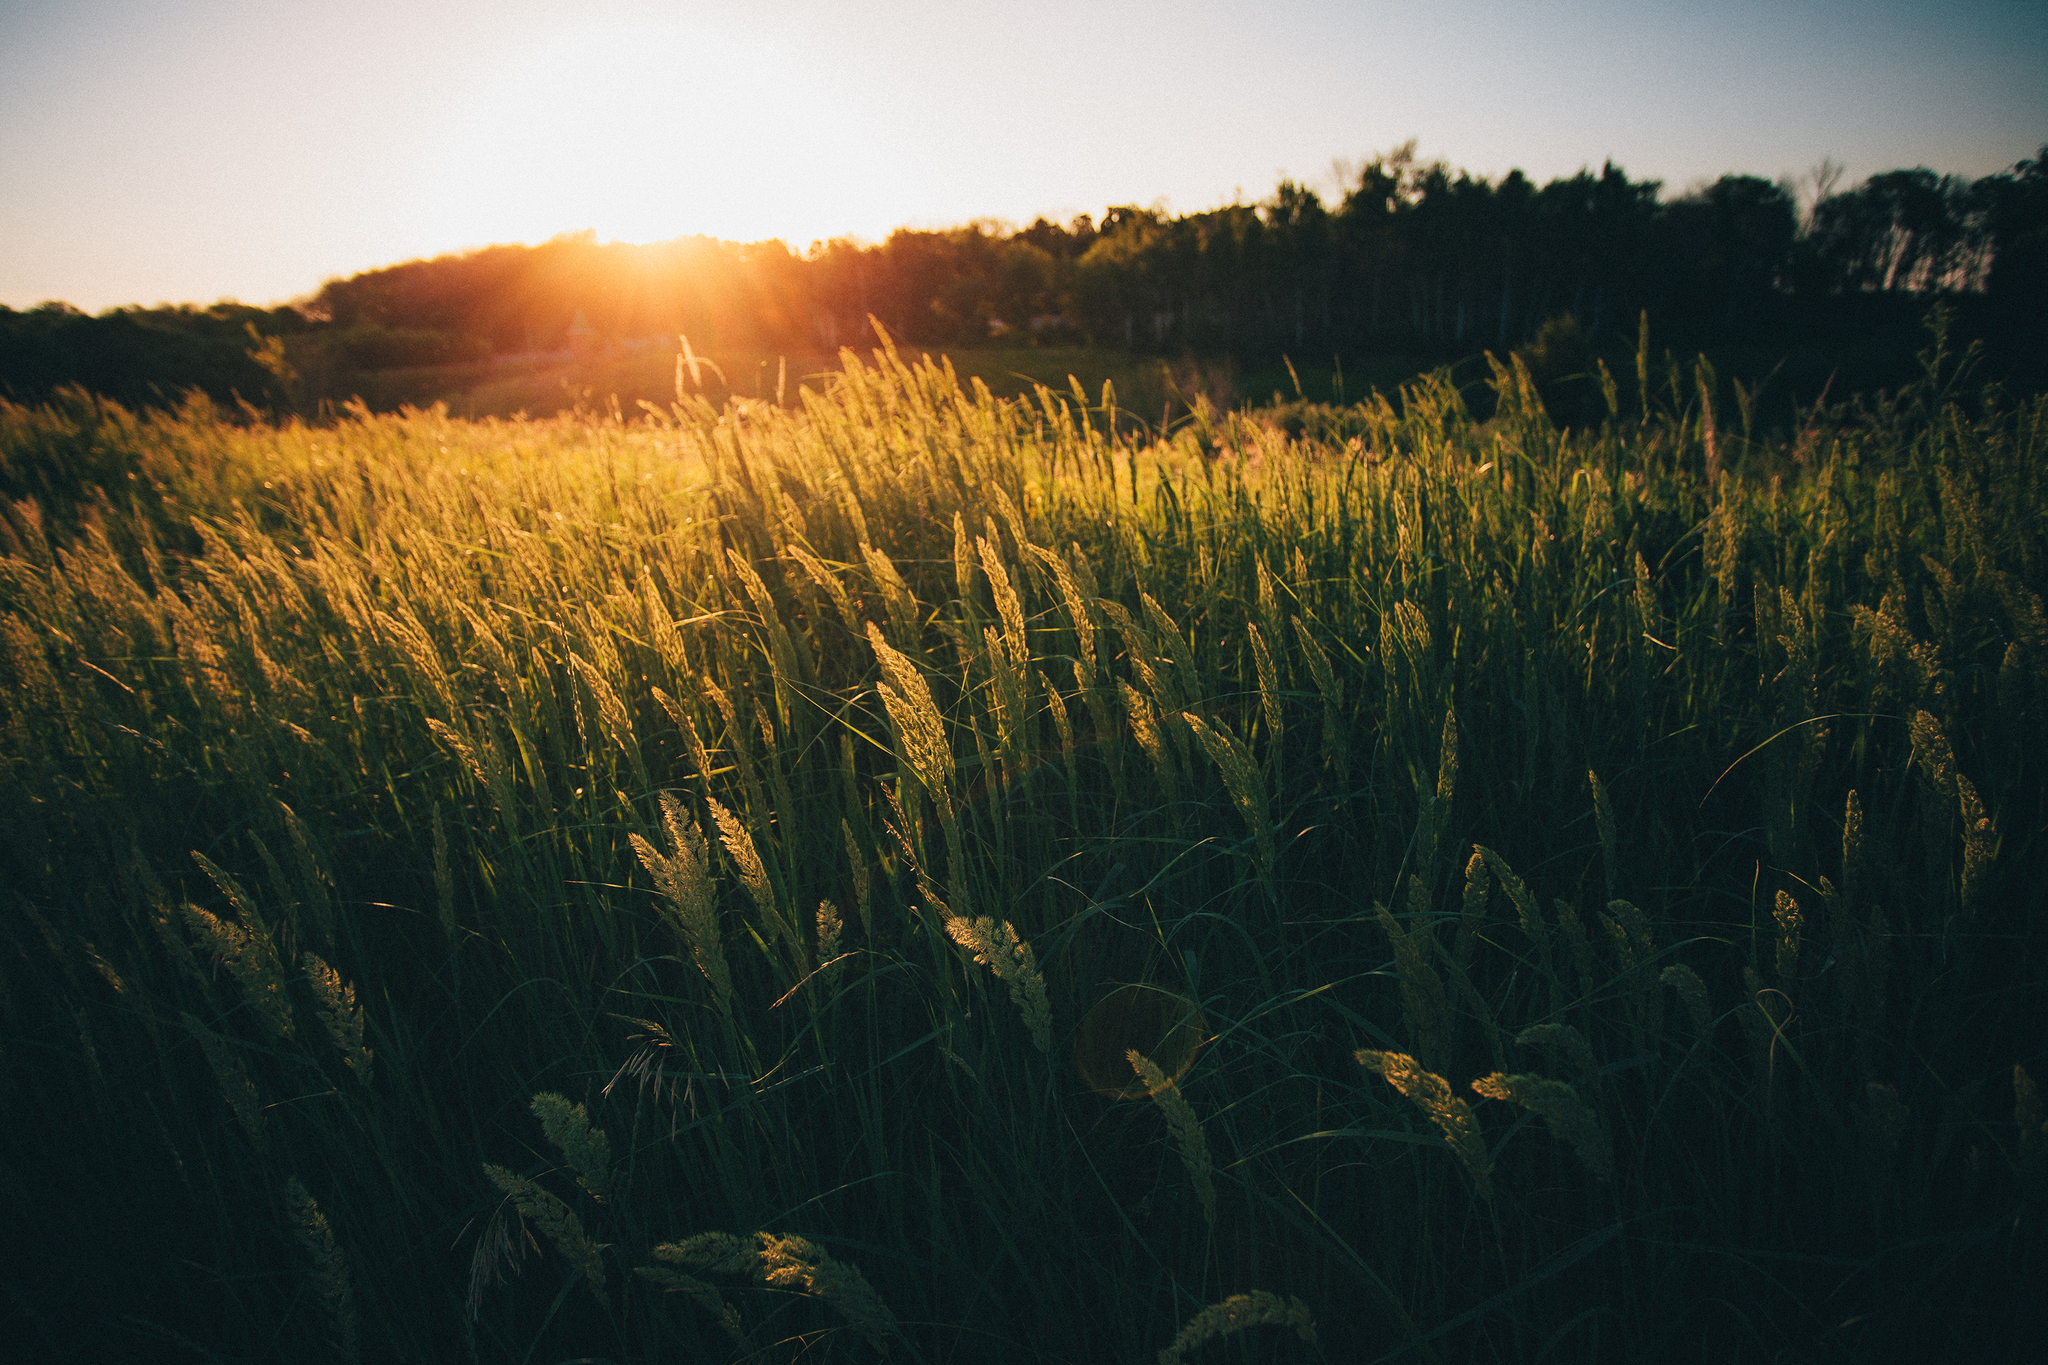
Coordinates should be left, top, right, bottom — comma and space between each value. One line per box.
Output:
1158, 1291, 1316, 1365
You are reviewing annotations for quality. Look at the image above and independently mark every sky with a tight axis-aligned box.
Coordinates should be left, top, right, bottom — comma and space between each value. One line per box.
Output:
3, 0, 2043, 313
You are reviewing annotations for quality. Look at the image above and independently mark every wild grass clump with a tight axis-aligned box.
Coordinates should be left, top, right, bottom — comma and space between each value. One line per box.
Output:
1, 319, 2042, 1361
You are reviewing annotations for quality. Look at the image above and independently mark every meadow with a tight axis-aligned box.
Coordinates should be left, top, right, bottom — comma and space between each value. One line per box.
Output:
0, 319, 2042, 1363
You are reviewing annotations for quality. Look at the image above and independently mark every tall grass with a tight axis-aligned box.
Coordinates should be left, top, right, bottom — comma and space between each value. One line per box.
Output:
1, 319, 2041, 1362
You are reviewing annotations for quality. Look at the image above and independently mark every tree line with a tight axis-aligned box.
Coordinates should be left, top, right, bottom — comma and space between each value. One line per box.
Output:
6, 142, 2044, 413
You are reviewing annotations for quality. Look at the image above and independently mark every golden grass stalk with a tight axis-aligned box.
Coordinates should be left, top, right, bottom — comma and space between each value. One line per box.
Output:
1183, 711, 1274, 874
1842, 789, 1865, 911
284, 1176, 359, 1364
1247, 623, 1283, 770
633, 1265, 745, 1343
1454, 847, 1490, 973
1957, 773, 1997, 915
530, 1092, 615, 1202
1589, 769, 1617, 898
841, 819, 872, 937
182, 1011, 265, 1152
1661, 964, 1714, 1037
816, 899, 844, 980
1514, 1022, 1600, 1089
1554, 900, 1597, 1008
1357, 1049, 1491, 1198
1030, 542, 1096, 685
303, 953, 373, 1085
630, 791, 733, 1014
655, 1230, 899, 1352
1773, 890, 1803, 981
482, 1164, 609, 1308
976, 534, 1029, 671
943, 912, 1052, 1054
180, 879, 295, 1044
867, 622, 955, 818
1471, 1072, 1613, 1181
1475, 845, 1552, 985
1415, 709, 1458, 886
1157, 1291, 1316, 1365
708, 795, 788, 946
1375, 896, 1450, 1071
1119, 679, 1177, 804
1291, 615, 1349, 784
1129, 1048, 1216, 1228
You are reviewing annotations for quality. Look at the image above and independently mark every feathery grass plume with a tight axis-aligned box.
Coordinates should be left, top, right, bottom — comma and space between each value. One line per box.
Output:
942, 911, 1052, 1053
180, 891, 295, 1044
1956, 774, 1997, 915
1129, 1048, 1216, 1228
841, 820, 873, 937
1119, 679, 1177, 803
182, 1012, 265, 1152
816, 899, 844, 979
1183, 711, 1274, 875
303, 954, 372, 1085
866, 621, 955, 817
1291, 615, 1349, 784
952, 509, 976, 602
1157, 1291, 1317, 1365
1909, 709, 1959, 809
1515, 1022, 1600, 1089
631, 791, 732, 1014
708, 795, 788, 946
1554, 900, 1597, 1008
431, 805, 455, 941
784, 540, 861, 631
1589, 769, 1618, 900
1142, 591, 1198, 714
1357, 1050, 1492, 1198
1029, 541, 1096, 683
653, 687, 714, 785
284, 1176, 359, 1364
1247, 622, 1283, 755
482, 1164, 608, 1308
1472, 1072, 1613, 1181
1415, 709, 1458, 886
1375, 896, 1451, 1071
859, 543, 921, 644
633, 1265, 745, 1343
530, 1092, 615, 1202
1455, 848, 1490, 973
1475, 845, 1552, 983
1773, 890, 1803, 981
1661, 964, 1714, 1037
151, 893, 211, 993
656, 1231, 899, 1352
276, 803, 335, 952
1841, 789, 1865, 911
976, 535, 1029, 670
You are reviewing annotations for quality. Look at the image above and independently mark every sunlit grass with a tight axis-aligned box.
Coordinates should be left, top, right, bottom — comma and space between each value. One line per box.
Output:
1, 322, 2041, 1362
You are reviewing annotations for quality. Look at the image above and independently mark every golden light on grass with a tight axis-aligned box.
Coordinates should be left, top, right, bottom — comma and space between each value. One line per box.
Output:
1076, 984, 1206, 1099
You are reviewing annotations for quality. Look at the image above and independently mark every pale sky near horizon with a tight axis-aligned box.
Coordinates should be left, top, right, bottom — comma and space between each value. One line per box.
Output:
3, 0, 2042, 313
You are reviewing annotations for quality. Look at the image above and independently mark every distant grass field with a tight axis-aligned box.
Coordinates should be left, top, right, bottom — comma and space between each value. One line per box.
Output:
1, 323, 2042, 1363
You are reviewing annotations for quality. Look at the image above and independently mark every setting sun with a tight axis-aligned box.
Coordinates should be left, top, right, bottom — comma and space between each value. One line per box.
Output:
414, 14, 915, 251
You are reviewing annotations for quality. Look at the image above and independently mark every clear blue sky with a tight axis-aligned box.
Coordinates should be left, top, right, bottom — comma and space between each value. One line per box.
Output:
3, 0, 2042, 312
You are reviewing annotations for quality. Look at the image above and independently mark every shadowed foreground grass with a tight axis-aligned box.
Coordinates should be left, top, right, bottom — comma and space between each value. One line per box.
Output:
1, 324, 2043, 1363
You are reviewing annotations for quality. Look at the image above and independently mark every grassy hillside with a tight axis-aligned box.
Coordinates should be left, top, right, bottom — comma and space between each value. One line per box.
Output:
1, 323, 2042, 1363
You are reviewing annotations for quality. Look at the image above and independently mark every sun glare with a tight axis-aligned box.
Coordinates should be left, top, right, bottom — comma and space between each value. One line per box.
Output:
412, 15, 916, 254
